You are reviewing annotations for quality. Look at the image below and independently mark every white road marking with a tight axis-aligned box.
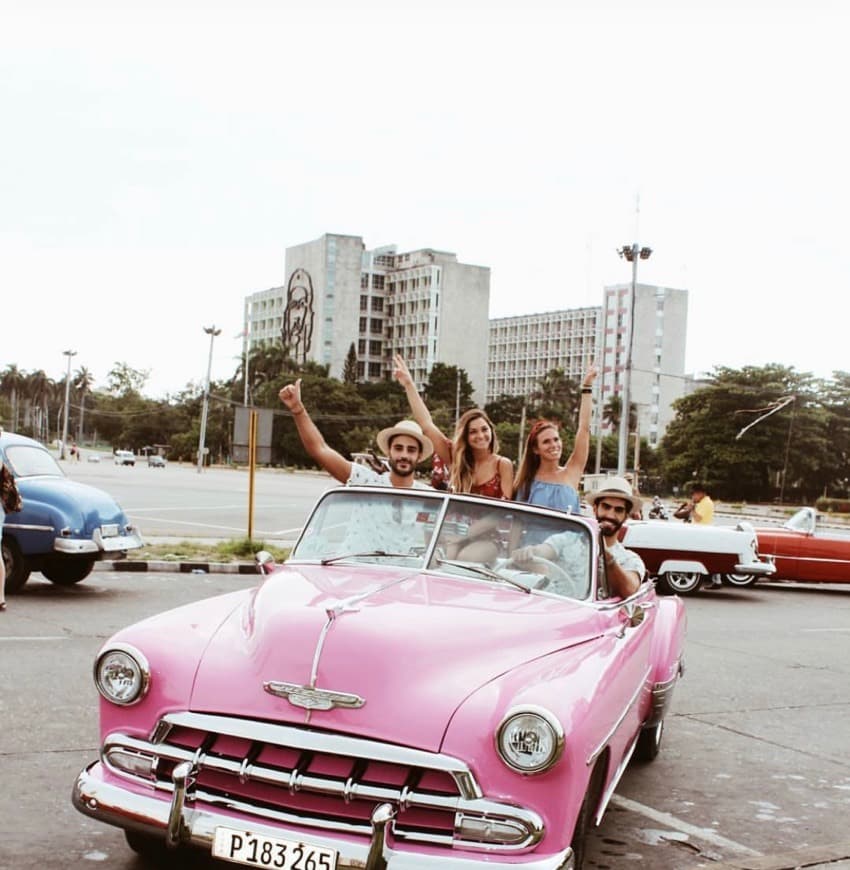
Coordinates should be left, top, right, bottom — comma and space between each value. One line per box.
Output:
610, 794, 761, 855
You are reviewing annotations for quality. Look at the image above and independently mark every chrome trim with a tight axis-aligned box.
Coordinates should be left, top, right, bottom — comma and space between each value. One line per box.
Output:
102, 730, 542, 847
93, 643, 151, 706
643, 668, 681, 728
594, 731, 638, 825
586, 667, 651, 766
0, 522, 53, 532
149, 711, 482, 798
54, 538, 99, 554
166, 761, 193, 847
733, 561, 775, 575
264, 681, 366, 711
366, 803, 396, 870
74, 763, 575, 869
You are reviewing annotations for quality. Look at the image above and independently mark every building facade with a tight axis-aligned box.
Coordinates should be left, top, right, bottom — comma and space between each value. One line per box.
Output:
244, 234, 491, 403
486, 284, 688, 445
487, 308, 602, 402
599, 283, 688, 446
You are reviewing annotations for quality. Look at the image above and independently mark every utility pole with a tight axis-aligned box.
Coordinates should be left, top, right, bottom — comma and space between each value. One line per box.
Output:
197, 326, 221, 473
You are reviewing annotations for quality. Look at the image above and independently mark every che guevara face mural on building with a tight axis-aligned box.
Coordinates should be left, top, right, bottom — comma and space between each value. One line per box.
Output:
281, 268, 315, 364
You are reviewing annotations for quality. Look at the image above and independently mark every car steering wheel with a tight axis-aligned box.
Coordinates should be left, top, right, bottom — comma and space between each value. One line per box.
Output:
506, 555, 571, 590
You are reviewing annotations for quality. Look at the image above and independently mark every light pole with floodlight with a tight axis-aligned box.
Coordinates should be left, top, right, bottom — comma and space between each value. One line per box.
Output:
197, 326, 221, 473
60, 350, 77, 460
615, 243, 652, 477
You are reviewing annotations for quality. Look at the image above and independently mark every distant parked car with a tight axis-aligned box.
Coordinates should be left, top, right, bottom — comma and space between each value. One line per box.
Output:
114, 450, 135, 466
87, 453, 101, 463
147, 454, 166, 468
620, 519, 775, 595
1, 432, 143, 591
721, 507, 850, 587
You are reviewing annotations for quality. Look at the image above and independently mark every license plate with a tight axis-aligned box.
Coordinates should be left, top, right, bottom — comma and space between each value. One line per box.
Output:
212, 826, 337, 869
101, 523, 119, 537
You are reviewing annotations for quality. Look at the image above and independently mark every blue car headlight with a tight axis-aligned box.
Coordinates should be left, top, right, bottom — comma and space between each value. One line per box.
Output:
94, 644, 150, 706
496, 705, 564, 774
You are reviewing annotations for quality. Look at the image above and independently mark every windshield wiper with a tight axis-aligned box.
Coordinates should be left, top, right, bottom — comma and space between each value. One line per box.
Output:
320, 551, 416, 566
434, 558, 531, 593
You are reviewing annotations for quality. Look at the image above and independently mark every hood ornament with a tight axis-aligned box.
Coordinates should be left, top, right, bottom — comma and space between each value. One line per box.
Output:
264, 681, 365, 711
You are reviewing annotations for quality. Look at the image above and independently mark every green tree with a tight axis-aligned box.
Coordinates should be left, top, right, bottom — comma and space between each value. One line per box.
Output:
531, 368, 581, 426
342, 343, 358, 385
107, 362, 149, 397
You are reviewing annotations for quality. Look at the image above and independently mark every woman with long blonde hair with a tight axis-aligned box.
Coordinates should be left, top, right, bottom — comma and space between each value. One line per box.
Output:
393, 354, 513, 498
393, 354, 512, 562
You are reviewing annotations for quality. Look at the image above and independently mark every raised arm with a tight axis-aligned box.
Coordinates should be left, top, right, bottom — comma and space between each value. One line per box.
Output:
563, 363, 599, 487
392, 354, 452, 464
279, 379, 352, 484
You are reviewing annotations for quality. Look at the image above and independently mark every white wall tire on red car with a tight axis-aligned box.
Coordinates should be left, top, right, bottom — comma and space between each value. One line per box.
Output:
657, 571, 702, 595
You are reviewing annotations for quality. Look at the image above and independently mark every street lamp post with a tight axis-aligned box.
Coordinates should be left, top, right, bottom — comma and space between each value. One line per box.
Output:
60, 350, 77, 460
197, 326, 221, 474
616, 243, 652, 477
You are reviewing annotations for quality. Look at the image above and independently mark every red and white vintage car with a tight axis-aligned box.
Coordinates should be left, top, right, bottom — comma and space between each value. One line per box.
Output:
73, 486, 686, 869
620, 519, 776, 595
725, 506, 850, 586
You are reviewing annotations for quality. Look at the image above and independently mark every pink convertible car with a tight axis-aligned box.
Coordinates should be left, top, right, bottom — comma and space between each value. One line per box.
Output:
73, 487, 686, 869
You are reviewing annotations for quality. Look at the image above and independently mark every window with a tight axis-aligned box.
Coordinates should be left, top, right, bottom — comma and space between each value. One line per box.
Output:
357, 362, 366, 378
372, 275, 385, 290
358, 339, 366, 354
368, 362, 382, 377
359, 317, 367, 332
360, 295, 369, 311
370, 318, 383, 332
372, 297, 384, 312
370, 340, 382, 355
360, 274, 368, 289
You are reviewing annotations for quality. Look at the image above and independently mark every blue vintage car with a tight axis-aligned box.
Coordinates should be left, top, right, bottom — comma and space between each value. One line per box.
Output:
1, 432, 143, 592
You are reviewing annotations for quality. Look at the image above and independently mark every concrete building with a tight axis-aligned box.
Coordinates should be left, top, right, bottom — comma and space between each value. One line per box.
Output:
600, 283, 688, 446
486, 284, 688, 445
243, 234, 491, 403
487, 308, 602, 401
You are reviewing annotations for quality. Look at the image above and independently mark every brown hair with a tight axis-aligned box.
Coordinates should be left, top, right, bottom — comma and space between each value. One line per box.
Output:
449, 409, 499, 493
512, 419, 559, 501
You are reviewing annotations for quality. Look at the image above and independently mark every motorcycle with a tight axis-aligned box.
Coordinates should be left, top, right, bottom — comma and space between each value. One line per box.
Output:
648, 496, 671, 520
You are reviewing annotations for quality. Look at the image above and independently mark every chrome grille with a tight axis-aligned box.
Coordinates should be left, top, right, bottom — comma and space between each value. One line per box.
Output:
102, 711, 542, 850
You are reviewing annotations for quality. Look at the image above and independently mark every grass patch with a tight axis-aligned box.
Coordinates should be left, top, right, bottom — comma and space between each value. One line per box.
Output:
136, 538, 290, 563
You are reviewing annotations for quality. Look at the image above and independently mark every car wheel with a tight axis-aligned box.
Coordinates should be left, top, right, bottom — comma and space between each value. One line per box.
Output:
570, 758, 606, 870
2, 537, 31, 593
124, 830, 177, 861
634, 719, 664, 762
41, 558, 95, 585
722, 573, 757, 587
658, 571, 702, 596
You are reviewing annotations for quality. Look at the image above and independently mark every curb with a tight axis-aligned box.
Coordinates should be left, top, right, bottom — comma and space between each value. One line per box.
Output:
95, 560, 260, 575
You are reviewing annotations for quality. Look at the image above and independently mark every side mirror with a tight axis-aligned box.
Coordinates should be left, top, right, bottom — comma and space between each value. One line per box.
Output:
255, 550, 276, 575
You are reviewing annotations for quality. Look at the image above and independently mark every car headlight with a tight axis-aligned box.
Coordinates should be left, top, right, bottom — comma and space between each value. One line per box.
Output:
496, 705, 564, 774
94, 644, 150, 706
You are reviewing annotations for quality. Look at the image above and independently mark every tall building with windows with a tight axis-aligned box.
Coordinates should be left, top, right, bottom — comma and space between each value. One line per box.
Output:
487, 308, 602, 401
600, 283, 688, 446
486, 285, 688, 444
243, 234, 490, 402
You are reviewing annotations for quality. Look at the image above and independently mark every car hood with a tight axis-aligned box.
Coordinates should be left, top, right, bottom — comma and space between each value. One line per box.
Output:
189, 565, 607, 752
17, 475, 129, 528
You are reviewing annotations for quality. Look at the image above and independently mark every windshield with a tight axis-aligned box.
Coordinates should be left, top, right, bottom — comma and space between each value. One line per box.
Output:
4, 444, 64, 478
785, 508, 816, 533
292, 489, 593, 601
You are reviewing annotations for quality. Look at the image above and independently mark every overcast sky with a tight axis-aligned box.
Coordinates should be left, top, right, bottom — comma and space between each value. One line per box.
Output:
2, 0, 848, 399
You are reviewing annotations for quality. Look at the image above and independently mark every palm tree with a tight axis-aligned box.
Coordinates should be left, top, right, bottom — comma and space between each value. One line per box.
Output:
1, 364, 25, 430
74, 366, 95, 442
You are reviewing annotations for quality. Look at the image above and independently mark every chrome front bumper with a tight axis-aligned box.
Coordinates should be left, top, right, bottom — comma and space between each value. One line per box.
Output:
73, 762, 574, 870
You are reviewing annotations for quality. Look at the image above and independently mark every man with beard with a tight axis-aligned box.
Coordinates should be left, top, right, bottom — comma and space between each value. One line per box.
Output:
279, 378, 433, 488
511, 476, 645, 599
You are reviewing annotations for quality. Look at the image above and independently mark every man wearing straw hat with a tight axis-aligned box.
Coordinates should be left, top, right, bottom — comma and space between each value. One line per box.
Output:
512, 475, 645, 599
279, 378, 433, 489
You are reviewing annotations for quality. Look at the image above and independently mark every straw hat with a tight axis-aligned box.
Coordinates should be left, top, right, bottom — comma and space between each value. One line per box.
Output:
375, 420, 434, 462
591, 476, 642, 513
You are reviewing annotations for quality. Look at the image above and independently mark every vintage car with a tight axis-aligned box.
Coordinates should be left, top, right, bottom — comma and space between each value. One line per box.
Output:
73, 486, 686, 870
1, 431, 144, 591
721, 506, 850, 586
114, 449, 136, 466
620, 519, 776, 595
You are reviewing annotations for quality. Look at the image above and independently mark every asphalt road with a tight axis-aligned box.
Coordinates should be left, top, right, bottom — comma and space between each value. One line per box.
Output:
1, 571, 848, 869
62, 459, 336, 544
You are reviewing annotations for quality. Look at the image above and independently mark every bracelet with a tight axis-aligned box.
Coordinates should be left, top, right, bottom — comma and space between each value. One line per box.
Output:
581, 387, 593, 394
291, 405, 306, 416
